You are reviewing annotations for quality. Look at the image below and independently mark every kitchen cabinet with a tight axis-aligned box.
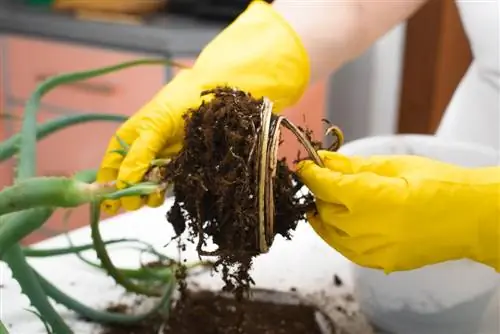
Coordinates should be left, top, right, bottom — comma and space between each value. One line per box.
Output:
0, 35, 170, 244
5, 36, 165, 115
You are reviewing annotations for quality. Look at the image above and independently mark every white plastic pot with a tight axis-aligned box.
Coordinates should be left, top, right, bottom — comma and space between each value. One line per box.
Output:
338, 134, 500, 334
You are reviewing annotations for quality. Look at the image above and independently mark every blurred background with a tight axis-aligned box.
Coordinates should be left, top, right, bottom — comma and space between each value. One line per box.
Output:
0, 0, 472, 244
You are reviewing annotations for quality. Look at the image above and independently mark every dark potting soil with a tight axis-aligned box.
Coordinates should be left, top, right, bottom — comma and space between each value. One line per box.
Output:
99, 290, 325, 334
161, 87, 316, 299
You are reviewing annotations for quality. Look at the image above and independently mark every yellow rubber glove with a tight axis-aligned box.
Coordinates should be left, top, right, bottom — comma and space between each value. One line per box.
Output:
296, 151, 500, 273
97, 0, 310, 213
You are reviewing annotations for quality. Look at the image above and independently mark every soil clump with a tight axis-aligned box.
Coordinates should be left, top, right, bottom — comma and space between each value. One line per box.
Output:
162, 87, 315, 299
99, 290, 325, 334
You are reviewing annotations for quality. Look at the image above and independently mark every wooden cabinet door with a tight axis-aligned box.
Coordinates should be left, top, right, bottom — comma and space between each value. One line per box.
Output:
5, 36, 165, 115
398, 0, 472, 134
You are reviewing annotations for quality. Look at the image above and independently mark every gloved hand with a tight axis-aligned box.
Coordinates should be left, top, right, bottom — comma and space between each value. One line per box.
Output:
296, 151, 500, 273
97, 0, 310, 213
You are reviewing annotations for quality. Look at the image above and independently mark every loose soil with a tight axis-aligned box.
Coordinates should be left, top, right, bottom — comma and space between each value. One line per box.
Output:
99, 290, 325, 334
161, 87, 317, 299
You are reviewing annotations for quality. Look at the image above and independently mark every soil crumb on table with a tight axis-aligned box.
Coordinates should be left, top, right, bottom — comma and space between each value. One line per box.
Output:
99, 290, 325, 334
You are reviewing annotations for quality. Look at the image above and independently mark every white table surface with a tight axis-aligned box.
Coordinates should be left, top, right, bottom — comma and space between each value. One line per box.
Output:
1, 197, 374, 334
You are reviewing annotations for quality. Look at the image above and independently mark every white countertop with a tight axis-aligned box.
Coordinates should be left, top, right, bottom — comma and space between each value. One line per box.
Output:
1, 197, 374, 334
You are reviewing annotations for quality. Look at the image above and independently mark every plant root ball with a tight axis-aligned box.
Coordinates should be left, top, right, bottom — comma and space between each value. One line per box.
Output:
164, 86, 314, 300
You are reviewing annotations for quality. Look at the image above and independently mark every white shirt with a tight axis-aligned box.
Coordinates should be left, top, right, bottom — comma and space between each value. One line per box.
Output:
436, 0, 500, 151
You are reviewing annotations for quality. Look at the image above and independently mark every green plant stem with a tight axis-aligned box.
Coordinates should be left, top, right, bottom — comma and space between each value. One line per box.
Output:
59, 209, 179, 281
0, 178, 159, 215
73, 169, 97, 182
89, 201, 162, 296
2, 57, 184, 333
0, 113, 127, 162
0, 320, 9, 334
1, 171, 98, 331
0, 169, 97, 257
17, 58, 180, 180
0, 178, 104, 215
22, 238, 142, 257
35, 269, 175, 325
70, 246, 177, 281
65, 247, 174, 281
3, 247, 72, 333
24, 308, 54, 334
23, 236, 178, 282
0, 177, 94, 215
0, 209, 54, 257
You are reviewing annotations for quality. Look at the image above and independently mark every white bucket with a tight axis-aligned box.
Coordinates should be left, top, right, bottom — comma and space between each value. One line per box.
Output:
338, 134, 500, 334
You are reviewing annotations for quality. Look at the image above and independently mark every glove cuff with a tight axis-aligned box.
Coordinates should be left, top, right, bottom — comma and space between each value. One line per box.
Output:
250, 0, 312, 100
192, 0, 311, 112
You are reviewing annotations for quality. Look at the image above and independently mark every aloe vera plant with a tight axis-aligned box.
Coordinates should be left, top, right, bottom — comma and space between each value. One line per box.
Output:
0, 320, 8, 334
0, 58, 206, 333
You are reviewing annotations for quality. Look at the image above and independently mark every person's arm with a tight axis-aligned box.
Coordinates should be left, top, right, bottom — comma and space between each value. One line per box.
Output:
97, 0, 430, 213
273, 0, 429, 82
